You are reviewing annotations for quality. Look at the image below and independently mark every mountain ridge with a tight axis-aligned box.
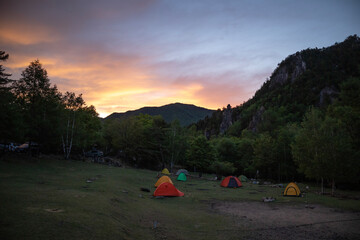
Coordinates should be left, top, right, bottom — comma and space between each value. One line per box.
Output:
105, 102, 215, 126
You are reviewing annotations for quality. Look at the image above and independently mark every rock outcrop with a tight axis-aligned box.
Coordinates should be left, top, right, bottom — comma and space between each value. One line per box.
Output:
219, 104, 233, 134
270, 54, 306, 88
319, 86, 339, 106
248, 106, 265, 132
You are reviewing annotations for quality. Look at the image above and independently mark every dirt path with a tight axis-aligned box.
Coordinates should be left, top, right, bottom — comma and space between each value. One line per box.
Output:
211, 201, 360, 240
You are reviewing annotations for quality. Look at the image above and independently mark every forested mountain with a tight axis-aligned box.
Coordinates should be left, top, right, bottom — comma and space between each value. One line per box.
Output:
197, 35, 360, 137
105, 102, 214, 126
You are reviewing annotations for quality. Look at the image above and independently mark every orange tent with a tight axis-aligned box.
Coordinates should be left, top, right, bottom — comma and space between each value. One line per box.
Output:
220, 176, 242, 188
154, 176, 173, 187
284, 182, 301, 196
153, 182, 184, 197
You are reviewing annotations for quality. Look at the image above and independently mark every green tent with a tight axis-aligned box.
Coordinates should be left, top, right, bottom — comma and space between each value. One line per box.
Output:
239, 175, 249, 182
177, 172, 187, 181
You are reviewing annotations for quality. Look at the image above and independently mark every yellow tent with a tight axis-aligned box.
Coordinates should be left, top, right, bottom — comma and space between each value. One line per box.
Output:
161, 168, 170, 175
155, 176, 173, 187
284, 182, 301, 196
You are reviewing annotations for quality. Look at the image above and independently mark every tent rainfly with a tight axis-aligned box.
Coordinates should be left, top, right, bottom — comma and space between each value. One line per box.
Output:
176, 169, 189, 176
284, 182, 301, 196
161, 168, 170, 175
155, 176, 173, 187
239, 175, 249, 182
177, 172, 187, 181
153, 182, 184, 197
221, 176, 242, 188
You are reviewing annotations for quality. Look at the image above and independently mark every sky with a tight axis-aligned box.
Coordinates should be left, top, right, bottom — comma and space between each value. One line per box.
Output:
1, 0, 359, 117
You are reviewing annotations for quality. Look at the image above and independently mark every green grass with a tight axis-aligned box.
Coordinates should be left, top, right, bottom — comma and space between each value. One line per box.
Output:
1, 155, 359, 240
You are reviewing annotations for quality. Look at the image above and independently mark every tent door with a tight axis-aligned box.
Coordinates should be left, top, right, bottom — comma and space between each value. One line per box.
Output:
228, 178, 238, 188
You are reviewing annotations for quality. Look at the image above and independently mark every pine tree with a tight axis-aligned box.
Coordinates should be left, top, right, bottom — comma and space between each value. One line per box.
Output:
13, 60, 62, 149
0, 51, 12, 88
0, 51, 23, 144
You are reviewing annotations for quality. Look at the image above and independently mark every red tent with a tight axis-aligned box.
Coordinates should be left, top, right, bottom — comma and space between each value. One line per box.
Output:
221, 176, 242, 188
153, 182, 184, 197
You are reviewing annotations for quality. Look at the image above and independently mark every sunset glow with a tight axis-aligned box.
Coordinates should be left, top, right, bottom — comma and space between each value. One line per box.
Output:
1, 0, 359, 117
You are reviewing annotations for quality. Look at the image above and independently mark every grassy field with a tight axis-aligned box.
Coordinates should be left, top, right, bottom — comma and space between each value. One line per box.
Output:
0, 155, 359, 240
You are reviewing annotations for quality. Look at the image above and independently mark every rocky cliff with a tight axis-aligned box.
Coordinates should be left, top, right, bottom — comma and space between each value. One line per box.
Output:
196, 35, 360, 136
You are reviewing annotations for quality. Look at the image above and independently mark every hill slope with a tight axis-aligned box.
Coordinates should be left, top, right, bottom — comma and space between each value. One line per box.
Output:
105, 102, 214, 126
196, 35, 360, 136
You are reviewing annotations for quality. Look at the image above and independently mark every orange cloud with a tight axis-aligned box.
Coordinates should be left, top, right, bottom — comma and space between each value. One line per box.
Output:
0, 23, 59, 45
6, 52, 258, 118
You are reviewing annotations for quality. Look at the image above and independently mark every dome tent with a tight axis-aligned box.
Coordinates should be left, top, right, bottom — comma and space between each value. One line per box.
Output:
177, 172, 187, 181
176, 169, 189, 176
155, 176, 173, 187
153, 182, 184, 197
239, 175, 249, 182
221, 176, 242, 188
284, 182, 301, 196
161, 168, 170, 175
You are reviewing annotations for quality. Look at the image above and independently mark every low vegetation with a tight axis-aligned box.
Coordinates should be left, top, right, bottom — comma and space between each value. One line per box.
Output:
1, 155, 359, 240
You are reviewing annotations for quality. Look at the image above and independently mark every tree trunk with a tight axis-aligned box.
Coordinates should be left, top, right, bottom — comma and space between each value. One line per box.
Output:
321, 177, 324, 195
62, 116, 70, 159
67, 111, 75, 160
170, 129, 175, 174
331, 178, 335, 196
278, 163, 281, 183
170, 161, 174, 174
61, 135, 66, 158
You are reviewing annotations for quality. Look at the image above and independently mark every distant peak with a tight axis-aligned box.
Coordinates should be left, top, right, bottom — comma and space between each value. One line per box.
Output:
104, 102, 215, 126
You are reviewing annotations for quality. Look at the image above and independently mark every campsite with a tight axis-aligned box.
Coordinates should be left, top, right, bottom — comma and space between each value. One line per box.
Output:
1, 2, 360, 239
1, 155, 359, 240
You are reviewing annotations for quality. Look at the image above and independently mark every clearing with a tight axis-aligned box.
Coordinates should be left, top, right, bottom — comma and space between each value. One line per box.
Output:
0, 155, 359, 240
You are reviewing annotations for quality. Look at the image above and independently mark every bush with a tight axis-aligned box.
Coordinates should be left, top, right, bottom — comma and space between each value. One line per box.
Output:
209, 161, 236, 179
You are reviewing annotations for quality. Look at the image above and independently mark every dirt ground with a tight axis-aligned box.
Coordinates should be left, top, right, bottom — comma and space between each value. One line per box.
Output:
211, 201, 360, 240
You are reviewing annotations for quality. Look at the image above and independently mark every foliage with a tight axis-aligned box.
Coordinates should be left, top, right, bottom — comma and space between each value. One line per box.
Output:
73, 105, 102, 152
213, 137, 238, 163
0, 50, 12, 87
0, 51, 23, 143
226, 120, 242, 137
60, 92, 101, 158
166, 120, 189, 171
292, 108, 326, 180
185, 135, 215, 172
12, 60, 63, 151
252, 132, 276, 179
273, 124, 299, 181
104, 114, 169, 169
236, 136, 255, 176
0, 56, 102, 157
0, 88, 23, 143
292, 107, 359, 194
209, 160, 236, 177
